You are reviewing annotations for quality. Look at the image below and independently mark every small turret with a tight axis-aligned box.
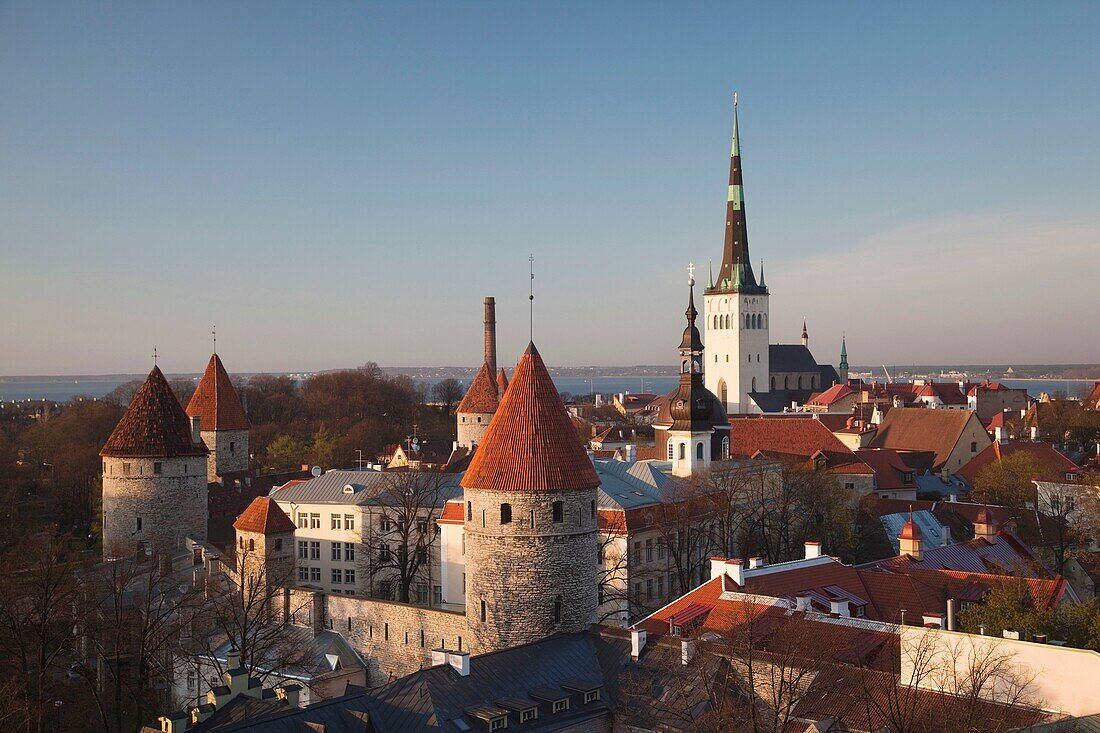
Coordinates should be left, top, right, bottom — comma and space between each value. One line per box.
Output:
898, 507, 923, 560
801, 319, 809, 347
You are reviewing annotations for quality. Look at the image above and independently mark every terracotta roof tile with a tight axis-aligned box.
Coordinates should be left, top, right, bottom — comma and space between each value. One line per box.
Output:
456, 362, 498, 414
462, 343, 599, 493
437, 500, 465, 525
185, 353, 250, 432
869, 407, 983, 470
956, 440, 1080, 484
806, 383, 852, 407
726, 417, 853, 459
232, 496, 296, 534
496, 367, 508, 394
101, 366, 208, 458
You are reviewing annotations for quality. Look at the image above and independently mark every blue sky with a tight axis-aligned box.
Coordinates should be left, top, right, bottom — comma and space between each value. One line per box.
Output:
2, 1, 1098, 375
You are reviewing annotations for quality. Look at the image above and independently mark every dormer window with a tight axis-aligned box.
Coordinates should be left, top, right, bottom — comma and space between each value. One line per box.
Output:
553, 700, 569, 713
584, 690, 600, 704
520, 709, 537, 722
489, 718, 506, 731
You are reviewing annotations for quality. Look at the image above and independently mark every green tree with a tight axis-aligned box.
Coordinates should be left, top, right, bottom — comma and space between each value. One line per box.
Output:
264, 435, 307, 472
970, 452, 1046, 509
309, 427, 336, 468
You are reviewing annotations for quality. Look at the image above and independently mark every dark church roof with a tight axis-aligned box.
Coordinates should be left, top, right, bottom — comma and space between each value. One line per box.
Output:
101, 366, 208, 458
768, 344, 820, 374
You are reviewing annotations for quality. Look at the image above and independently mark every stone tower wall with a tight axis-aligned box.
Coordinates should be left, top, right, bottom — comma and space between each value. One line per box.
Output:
464, 487, 598, 652
200, 429, 249, 482
101, 455, 207, 559
456, 412, 494, 449
704, 291, 770, 414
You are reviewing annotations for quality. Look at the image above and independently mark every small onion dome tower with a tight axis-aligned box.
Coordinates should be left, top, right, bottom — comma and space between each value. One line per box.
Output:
456, 363, 499, 449
654, 272, 731, 477
186, 353, 251, 485
461, 342, 600, 652
898, 509, 923, 560
233, 496, 296, 595
100, 366, 208, 560
974, 506, 997, 542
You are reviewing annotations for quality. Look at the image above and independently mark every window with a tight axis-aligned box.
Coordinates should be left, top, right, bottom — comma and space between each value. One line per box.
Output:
310, 567, 321, 582
645, 539, 653, 562
310, 541, 321, 560
297, 513, 307, 528
679, 443, 686, 460
634, 583, 642, 603
310, 513, 320, 529
344, 544, 355, 562
646, 579, 653, 600
657, 576, 664, 598
153, 462, 162, 475
344, 514, 355, 530
657, 538, 666, 559
489, 719, 506, 731
416, 583, 429, 604
844, 482, 855, 492
332, 542, 342, 561
332, 569, 343, 584
552, 501, 563, 523
229, 441, 235, 454
696, 442, 704, 460
553, 597, 562, 624
380, 517, 393, 532
520, 709, 537, 723
667, 442, 674, 460
298, 567, 309, 582
418, 547, 428, 564
298, 541, 308, 559
136, 516, 143, 532
553, 699, 569, 713
480, 599, 487, 623
331, 514, 340, 530
433, 585, 442, 605
272, 538, 282, 551
466, 502, 472, 520
721, 437, 730, 460
379, 544, 391, 562
345, 569, 356, 585
590, 499, 596, 519
971, 441, 978, 453
500, 503, 512, 524
187, 671, 196, 691
122, 462, 131, 476
633, 541, 641, 563
248, 538, 255, 552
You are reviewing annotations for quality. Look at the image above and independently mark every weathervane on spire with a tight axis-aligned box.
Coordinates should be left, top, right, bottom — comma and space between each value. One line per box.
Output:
733, 91, 738, 108
212, 325, 217, 353
152, 346, 158, 367
528, 254, 535, 341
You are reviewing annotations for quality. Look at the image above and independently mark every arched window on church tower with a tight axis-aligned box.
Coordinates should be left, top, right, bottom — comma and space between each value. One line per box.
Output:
762, 314, 767, 329
799, 376, 804, 390
696, 442, 704, 460
771, 377, 776, 390
784, 376, 789, 389
678, 443, 686, 460
752, 377, 757, 391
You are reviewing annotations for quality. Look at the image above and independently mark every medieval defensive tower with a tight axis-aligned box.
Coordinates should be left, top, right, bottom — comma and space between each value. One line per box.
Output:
456, 296, 505, 449
460, 342, 599, 652
186, 353, 251, 484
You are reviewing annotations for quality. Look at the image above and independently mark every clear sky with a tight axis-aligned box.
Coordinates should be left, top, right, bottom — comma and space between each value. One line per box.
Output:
2, 1, 1098, 375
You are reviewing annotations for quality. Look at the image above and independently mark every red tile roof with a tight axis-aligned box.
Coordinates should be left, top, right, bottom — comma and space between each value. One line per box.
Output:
185, 353, 251, 432
496, 367, 508, 394
869, 407, 982, 470
437, 500, 464, 525
956, 440, 1080, 484
101, 366, 208, 458
462, 343, 600, 493
232, 496, 296, 535
854, 449, 918, 491
806, 383, 852, 407
456, 362, 498, 414
915, 381, 967, 405
726, 417, 853, 459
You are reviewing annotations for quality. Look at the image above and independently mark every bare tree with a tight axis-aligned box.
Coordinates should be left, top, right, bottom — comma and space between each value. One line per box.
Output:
364, 470, 451, 604
432, 379, 465, 413
594, 517, 630, 625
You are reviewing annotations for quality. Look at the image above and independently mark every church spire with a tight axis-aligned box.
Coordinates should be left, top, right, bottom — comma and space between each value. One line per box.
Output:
711, 94, 762, 294
840, 335, 848, 370
801, 319, 809, 347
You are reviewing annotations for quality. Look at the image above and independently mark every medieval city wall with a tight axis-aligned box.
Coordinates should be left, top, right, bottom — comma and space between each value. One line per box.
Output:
201, 428, 249, 480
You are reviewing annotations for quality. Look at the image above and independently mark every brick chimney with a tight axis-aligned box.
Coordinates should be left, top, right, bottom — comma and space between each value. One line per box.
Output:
483, 296, 497, 375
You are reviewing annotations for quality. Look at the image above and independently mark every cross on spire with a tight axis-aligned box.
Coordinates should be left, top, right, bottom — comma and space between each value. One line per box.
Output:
687, 261, 696, 286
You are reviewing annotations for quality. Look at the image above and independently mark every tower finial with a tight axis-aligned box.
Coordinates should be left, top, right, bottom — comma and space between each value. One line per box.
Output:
212, 325, 217, 354
687, 261, 695, 287
528, 254, 535, 342
152, 345, 158, 367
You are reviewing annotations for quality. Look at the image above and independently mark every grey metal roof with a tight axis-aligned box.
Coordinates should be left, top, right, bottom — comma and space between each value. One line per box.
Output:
594, 459, 682, 510
269, 469, 463, 507
749, 390, 800, 413
211, 627, 366, 680
880, 510, 946, 553
769, 344, 821, 374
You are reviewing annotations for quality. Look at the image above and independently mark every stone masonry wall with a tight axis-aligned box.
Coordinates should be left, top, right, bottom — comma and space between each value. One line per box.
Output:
456, 412, 493, 449
201, 429, 249, 482
464, 487, 598, 652
289, 588, 470, 687
102, 455, 207, 558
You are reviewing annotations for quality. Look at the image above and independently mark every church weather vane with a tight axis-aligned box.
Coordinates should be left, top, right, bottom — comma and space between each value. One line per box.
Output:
152, 346, 158, 367
528, 254, 535, 342
212, 325, 217, 353
688, 261, 696, 287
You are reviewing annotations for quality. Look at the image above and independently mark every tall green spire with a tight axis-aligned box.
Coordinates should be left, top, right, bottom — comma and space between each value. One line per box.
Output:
840, 334, 849, 370
710, 93, 763, 294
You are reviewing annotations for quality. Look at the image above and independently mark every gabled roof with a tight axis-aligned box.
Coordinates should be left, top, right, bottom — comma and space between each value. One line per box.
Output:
806, 383, 852, 408
854, 448, 918, 491
726, 417, 862, 476
233, 496, 296, 535
186, 353, 251, 432
866, 526, 1052, 578
462, 343, 600, 493
101, 366, 208, 458
869, 408, 984, 470
456, 362, 498, 414
956, 440, 1080, 484
914, 381, 967, 405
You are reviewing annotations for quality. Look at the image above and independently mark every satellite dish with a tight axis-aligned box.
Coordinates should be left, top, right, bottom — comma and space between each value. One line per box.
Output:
311, 466, 322, 477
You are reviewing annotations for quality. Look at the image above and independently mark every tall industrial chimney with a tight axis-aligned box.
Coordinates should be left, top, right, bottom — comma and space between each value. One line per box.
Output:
483, 296, 497, 374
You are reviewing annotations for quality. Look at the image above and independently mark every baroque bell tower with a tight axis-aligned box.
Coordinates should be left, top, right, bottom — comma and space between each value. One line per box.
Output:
704, 96, 770, 414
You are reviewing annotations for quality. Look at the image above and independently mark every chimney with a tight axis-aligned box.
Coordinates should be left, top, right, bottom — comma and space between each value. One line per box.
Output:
630, 627, 647, 660
979, 624, 988, 635
159, 712, 190, 733
922, 612, 945, 629
191, 416, 202, 444
311, 592, 325, 637
946, 599, 957, 631
830, 599, 850, 617
804, 541, 822, 560
795, 595, 811, 612
225, 668, 249, 696
748, 557, 764, 570
624, 444, 637, 462
681, 637, 696, 666
1003, 628, 1022, 640
483, 297, 497, 375
1030, 426, 1039, 441
709, 556, 728, 581
994, 426, 1007, 445
275, 684, 301, 708
225, 648, 241, 671
1032, 633, 1048, 644
431, 648, 449, 667
725, 558, 744, 586
447, 650, 470, 677
899, 609, 907, 626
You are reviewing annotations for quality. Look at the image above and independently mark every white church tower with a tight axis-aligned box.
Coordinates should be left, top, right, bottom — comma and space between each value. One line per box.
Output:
704, 97, 770, 414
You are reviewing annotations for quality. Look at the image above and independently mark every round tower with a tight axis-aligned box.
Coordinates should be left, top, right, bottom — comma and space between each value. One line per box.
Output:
455, 363, 498, 449
186, 353, 251, 485
461, 342, 599, 652
100, 366, 208, 560
233, 496, 297, 608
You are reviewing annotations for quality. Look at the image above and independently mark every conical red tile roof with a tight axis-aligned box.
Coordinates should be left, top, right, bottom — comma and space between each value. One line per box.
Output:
456, 362, 498, 414
462, 343, 599, 493
496, 367, 509, 394
233, 496, 296, 535
186, 354, 250, 432
101, 366, 208, 458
